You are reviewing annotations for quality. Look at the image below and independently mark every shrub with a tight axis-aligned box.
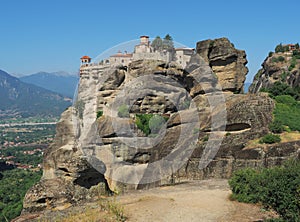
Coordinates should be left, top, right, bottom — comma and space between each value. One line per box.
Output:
280, 71, 288, 81
259, 133, 281, 144
148, 115, 166, 134
74, 100, 85, 119
229, 168, 262, 203
229, 159, 300, 221
117, 105, 129, 118
275, 43, 289, 53
268, 51, 274, 57
269, 119, 285, 133
262, 81, 299, 99
135, 114, 168, 136
275, 95, 297, 106
203, 135, 209, 141
273, 95, 300, 131
278, 56, 285, 62
293, 49, 300, 58
289, 57, 297, 71
271, 56, 285, 63
96, 110, 103, 119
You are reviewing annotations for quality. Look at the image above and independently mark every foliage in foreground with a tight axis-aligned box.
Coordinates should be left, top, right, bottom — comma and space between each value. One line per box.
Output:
0, 168, 42, 221
229, 159, 300, 221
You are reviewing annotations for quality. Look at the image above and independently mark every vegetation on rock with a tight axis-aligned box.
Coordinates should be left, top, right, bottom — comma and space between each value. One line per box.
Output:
117, 105, 130, 118
135, 114, 168, 136
97, 110, 103, 119
259, 133, 281, 144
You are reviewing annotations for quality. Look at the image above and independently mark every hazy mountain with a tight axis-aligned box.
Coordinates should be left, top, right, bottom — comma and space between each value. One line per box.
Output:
0, 69, 72, 119
20, 71, 79, 98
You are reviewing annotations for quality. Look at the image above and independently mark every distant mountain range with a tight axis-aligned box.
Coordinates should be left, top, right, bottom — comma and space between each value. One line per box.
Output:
0, 69, 72, 120
20, 71, 79, 98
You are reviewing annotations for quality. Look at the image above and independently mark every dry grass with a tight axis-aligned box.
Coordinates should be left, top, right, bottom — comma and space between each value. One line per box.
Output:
280, 131, 300, 142
244, 131, 300, 150
51, 197, 127, 222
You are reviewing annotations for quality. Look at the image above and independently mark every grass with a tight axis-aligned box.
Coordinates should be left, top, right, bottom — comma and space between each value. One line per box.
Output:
49, 197, 127, 222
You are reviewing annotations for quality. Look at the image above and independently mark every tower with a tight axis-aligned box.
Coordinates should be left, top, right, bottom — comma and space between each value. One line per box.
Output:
80, 55, 91, 64
140, 35, 149, 46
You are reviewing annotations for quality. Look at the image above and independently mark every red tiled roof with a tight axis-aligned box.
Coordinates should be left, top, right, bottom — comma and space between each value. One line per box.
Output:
81, 55, 91, 59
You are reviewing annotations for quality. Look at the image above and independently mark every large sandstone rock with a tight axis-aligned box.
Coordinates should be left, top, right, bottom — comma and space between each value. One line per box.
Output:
22, 38, 299, 215
197, 37, 248, 93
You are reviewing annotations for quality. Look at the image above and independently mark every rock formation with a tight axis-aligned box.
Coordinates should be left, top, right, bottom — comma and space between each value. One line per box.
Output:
22, 38, 299, 214
197, 38, 248, 93
249, 48, 300, 93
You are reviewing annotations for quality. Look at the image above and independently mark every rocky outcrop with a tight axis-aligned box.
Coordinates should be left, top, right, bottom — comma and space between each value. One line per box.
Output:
22, 38, 299, 214
249, 49, 300, 93
197, 37, 248, 93
23, 108, 109, 213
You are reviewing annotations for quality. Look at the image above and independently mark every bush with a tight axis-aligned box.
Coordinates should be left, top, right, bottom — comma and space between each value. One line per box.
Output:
280, 71, 288, 81
275, 43, 289, 53
275, 95, 297, 106
229, 168, 262, 203
262, 81, 300, 99
135, 114, 168, 136
272, 56, 285, 63
148, 115, 166, 134
117, 105, 129, 118
269, 119, 285, 133
229, 159, 300, 221
74, 100, 85, 119
96, 110, 103, 119
268, 51, 274, 57
259, 133, 281, 144
273, 95, 300, 131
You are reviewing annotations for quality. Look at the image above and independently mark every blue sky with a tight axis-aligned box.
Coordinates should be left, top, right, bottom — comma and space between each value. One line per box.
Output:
1, 0, 300, 83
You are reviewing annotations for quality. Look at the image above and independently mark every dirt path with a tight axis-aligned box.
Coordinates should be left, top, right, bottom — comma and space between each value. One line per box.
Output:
15, 179, 276, 222
116, 179, 275, 222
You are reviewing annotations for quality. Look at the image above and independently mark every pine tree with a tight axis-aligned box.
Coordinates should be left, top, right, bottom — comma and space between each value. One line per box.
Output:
162, 34, 174, 51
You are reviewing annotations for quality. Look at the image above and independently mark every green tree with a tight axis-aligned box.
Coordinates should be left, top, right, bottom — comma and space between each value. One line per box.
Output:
151, 36, 163, 51
275, 43, 284, 53
162, 34, 174, 51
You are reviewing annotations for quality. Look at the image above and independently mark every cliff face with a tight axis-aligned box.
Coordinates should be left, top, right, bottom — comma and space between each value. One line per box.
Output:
249, 50, 300, 93
22, 38, 299, 214
197, 38, 248, 93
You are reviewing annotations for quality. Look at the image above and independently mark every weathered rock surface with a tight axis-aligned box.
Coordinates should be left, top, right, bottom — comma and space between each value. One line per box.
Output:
22, 38, 299, 215
249, 50, 300, 93
197, 37, 248, 93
